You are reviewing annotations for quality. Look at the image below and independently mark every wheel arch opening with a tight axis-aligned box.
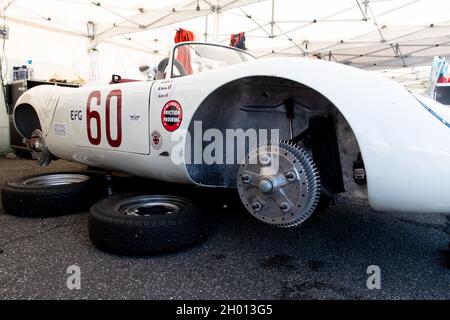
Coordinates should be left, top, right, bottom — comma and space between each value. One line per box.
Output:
185, 76, 368, 202
13, 103, 42, 138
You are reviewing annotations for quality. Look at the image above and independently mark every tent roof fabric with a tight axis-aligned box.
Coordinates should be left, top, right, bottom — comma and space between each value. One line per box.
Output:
1, 0, 450, 91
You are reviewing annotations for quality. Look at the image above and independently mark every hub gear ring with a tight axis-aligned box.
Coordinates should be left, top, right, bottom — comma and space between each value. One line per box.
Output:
237, 140, 321, 227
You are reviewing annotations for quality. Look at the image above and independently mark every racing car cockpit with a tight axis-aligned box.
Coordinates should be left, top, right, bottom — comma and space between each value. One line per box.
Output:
154, 42, 255, 80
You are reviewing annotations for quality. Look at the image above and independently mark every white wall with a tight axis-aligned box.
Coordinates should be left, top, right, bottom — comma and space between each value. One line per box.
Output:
96, 41, 163, 82
4, 21, 90, 82
2, 20, 163, 83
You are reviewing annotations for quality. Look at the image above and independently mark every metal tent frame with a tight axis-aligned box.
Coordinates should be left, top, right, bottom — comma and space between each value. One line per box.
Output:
0, 0, 449, 91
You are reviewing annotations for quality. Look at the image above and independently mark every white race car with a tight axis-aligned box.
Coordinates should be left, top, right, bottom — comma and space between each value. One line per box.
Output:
3, 42, 450, 254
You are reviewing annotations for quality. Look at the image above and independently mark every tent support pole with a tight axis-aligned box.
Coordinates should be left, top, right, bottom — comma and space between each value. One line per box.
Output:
270, 0, 275, 38
89, 44, 98, 82
87, 21, 98, 82
213, 1, 220, 43
204, 14, 208, 42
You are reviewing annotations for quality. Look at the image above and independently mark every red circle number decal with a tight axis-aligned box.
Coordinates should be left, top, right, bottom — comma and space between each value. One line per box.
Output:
161, 100, 183, 132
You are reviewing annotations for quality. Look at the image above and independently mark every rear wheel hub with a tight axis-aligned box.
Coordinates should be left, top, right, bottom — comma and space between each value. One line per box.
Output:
237, 141, 321, 228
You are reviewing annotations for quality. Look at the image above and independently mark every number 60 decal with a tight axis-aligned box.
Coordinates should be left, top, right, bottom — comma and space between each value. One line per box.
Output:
86, 90, 122, 147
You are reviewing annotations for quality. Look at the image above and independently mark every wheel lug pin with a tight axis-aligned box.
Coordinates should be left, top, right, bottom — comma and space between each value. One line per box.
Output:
286, 171, 295, 181
252, 201, 263, 212
280, 202, 290, 212
260, 155, 271, 165
242, 174, 251, 183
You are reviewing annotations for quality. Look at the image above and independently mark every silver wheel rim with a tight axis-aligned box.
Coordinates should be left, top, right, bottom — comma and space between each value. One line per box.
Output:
114, 195, 191, 216
23, 174, 90, 186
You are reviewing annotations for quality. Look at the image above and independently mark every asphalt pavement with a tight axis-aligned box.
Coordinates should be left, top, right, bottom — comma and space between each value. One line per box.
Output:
0, 157, 449, 299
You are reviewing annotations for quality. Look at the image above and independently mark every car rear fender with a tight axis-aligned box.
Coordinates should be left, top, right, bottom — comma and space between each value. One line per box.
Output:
13, 85, 71, 138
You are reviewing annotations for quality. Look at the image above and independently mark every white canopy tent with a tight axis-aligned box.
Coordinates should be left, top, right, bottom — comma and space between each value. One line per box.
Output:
0, 0, 449, 92
0, 0, 263, 83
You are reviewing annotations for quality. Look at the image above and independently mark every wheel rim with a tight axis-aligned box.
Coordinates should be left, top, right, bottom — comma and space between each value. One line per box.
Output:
23, 174, 90, 186
114, 195, 191, 216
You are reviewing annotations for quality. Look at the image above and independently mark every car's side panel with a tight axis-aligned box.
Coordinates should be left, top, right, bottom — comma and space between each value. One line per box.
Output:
56, 82, 152, 155
45, 80, 194, 184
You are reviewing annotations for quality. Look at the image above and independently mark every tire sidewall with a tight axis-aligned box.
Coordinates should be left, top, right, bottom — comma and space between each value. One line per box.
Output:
88, 192, 209, 255
1, 171, 104, 217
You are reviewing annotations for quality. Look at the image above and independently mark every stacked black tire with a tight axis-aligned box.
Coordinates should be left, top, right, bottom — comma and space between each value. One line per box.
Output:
89, 193, 209, 256
1, 172, 103, 217
1, 172, 210, 256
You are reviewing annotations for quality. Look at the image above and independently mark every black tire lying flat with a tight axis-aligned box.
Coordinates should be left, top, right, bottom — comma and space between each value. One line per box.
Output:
88, 193, 209, 256
1, 172, 103, 217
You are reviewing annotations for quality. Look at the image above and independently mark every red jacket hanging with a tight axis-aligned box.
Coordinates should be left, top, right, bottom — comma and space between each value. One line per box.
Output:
174, 28, 194, 75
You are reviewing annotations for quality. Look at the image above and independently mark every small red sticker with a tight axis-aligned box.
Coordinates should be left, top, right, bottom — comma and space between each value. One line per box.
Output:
152, 134, 160, 145
161, 100, 183, 132
151, 130, 162, 150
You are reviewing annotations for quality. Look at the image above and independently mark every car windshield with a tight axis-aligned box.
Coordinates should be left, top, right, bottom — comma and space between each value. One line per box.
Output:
171, 43, 255, 78
414, 94, 450, 127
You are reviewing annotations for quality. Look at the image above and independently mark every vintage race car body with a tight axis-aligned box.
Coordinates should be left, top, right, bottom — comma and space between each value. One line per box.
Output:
13, 42, 450, 221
